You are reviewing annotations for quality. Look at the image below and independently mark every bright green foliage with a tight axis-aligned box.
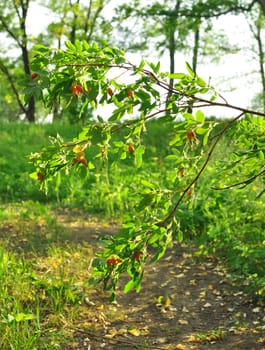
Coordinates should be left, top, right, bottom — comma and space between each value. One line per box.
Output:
25, 40, 265, 299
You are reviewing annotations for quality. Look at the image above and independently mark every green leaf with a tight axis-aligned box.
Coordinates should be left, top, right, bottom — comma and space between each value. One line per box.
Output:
196, 76, 207, 87
167, 72, 187, 79
135, 145, 145, 168
195, 110, 205, 123
15, 313, 35, 322
124, 279, 136, 294
185, 62, 195, 77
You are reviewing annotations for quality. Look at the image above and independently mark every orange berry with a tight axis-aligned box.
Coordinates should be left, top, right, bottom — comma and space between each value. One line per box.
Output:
186, 130, 196, 140
31, 72, 38, 79
107, 87, 114, 97
73, 152, 87, 166
179, 169, 185, 176
128, 144, 135, 153
71, 84, 84, 96
187, 190, 193, 197
127, 89, 134, 98
37, 172, 44, 182
133, 251, 143, 262
106, 257, 122, 267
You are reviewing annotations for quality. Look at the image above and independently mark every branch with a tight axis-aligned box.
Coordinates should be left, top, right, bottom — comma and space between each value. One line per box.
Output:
211, 168, 265, 190
158, 111, 245, 227
0, 60, 27, 113
63, 62, 265, 118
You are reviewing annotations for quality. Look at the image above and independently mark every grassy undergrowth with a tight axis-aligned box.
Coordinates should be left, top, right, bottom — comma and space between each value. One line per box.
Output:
0, 120, 264, 348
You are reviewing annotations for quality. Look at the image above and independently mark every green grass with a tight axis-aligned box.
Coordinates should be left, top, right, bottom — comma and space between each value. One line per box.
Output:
0, 119, 264, 347
0, 202, 95, 349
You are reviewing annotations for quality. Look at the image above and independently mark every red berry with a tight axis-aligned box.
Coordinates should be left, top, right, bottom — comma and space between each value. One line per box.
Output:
79, 158, 88, 166
127, 89, 134, 98
73, 152, 87, 166
106, 257, 121, 267
186, 131, 196, 140
179, 169, 185, 177
37, 172, 44, 182
187, 190, 193, 197
133, 251, 143, 262
128, 144, 135, 153
71, 84, 84, 96
107, 87, 114, 97
31, 72, 38, 79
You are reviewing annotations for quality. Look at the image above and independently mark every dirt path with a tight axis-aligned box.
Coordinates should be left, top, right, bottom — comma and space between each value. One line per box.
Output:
58, 212, 265, 350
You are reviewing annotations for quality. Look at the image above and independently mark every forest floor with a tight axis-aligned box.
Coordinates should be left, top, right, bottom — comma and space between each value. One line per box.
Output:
1, 208, 264, 350
57, 210, 265, 350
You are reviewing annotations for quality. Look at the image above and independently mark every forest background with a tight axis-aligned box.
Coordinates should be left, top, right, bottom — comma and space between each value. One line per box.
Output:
0, 1, 265, 348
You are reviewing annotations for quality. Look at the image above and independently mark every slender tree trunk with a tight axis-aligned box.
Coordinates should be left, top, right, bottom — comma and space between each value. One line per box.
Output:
20, 2, 35, 122
188, 26, 200, 114
249, 8, 265, 112
257, 0, 265, 16
167, 32, 176, 103
70, 0, 80, 43
256, 25, 265, 112
166, 0, 181, 104
192, 27, 200, 73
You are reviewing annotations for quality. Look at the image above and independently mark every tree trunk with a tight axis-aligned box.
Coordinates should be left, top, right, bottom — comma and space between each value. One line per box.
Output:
257, 0, 265, 16
256, 20, 265, 112
20, 3, 35, 122
192, 27, 200, 73
26, 96, 36, 123
188, 26, 200, 114
166, 0, 181, 104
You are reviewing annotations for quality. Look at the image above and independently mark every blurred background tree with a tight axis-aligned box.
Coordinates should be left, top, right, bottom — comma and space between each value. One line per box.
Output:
0, 0, 264, 122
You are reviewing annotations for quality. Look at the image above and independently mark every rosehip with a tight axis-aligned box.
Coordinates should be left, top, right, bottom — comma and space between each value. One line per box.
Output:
187, 190, 193, 197
107, 87, 114, 97
186, 131, 196, 140
71, 84, 84, 96
179, 169, 185, 176
133, 251, 143, 262
73, 152, 87, 166
128, 144, 135, 153
31, 72, 38, 79
106, 257, 121, 267
79, 158, 88, 166
37, 172, 44, 182
127, 89, 134, 98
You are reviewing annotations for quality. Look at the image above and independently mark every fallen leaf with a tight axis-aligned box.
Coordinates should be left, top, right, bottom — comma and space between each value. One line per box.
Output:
203, 302, 211, 308
258, 337, 265, 344
189, 279, 197, 286
128, 327, 141, 336
182, 306, 189, 313
175, 344, 187, 349
178, 319, 189, 325
252, 307, 261, 313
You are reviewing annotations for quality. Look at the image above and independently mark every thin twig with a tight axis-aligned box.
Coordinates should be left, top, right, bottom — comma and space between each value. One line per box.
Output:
211, 168, 265, 190
158, 111, 245, 227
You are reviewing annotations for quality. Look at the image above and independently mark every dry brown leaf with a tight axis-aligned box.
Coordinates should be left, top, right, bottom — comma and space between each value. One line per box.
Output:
175, 344, 187, 349
258, 337, 265, 344
105, 327, 118, 338
182, 306, 189, 313
189, 279, 197, 286
203, 302, 212, 308
187, 335, 201, 343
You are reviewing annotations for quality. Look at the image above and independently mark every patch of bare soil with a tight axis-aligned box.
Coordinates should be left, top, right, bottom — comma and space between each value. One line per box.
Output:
58, 212, 265, 350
